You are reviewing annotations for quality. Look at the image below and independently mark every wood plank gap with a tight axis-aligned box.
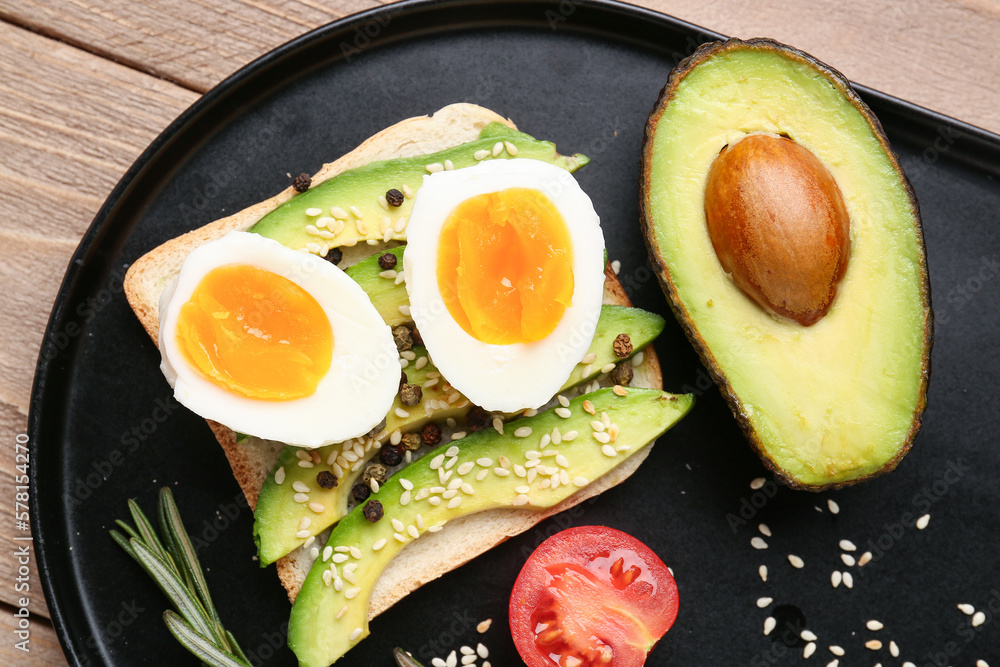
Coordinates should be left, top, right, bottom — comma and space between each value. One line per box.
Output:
0, 13, 206, 94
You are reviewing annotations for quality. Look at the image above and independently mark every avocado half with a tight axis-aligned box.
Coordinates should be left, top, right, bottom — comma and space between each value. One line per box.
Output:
640, 38, 932, 489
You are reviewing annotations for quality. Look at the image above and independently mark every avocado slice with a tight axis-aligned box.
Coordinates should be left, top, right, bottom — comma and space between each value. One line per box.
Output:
640, 38, 931, 489
287, 387, 694, 667
253, 303, 665, 565
249, 123, 589, 254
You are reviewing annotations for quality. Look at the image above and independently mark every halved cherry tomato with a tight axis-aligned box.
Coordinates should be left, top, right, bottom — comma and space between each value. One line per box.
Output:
509, 526, 679, 667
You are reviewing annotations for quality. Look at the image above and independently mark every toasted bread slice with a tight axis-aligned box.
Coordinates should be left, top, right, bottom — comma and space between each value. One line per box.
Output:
123, 104, 664, 615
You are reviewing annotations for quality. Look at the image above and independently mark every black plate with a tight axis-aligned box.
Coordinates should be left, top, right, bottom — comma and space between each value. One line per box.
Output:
29, 0, 1000, 664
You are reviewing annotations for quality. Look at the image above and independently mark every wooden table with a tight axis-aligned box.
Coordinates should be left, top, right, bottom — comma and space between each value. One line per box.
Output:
1, 0, 997, 663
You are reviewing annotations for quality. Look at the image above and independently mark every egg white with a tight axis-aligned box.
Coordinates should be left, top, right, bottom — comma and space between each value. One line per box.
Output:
158, 231, 400, 448
403, 158, 606, 412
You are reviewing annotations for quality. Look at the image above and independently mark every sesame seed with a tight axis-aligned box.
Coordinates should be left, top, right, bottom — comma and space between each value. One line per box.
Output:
512, 494, 529, 506
432, 659, 446, 667
335, 546, 350, 553
322, 546, 333, 562
590, 420, 606, 433
904, 663, 917, 667
759, 565, 768, 582
839, 539, 857, 551
513, 427, 533, 438
556, 454, 570, 467
398, 305, 411, 316
394, 532, 406, 542
372, 538, 386, 551
827, 499, 840, 514
581, 352, 598, 365
631, 351, 645, 367
757, 597, 773, 608
555, 407, 572, 419
477, 643, 489, 659
555, 394, 570, 408
309, 501, 325, 513
444, 159, 454, 171
407, 525, 420, 538
455, 461, 473, 476
803, 642, 816, 658
826, 660, 838, 667
322, 570, 333, 586
582, 400, 596, 415
890, 640, 899, 657
448, 496, 462, 509
764, 617, 776, 635
594, 432, 612, 445
492, 418, 504, 435
600, 362, 616, 374
958, 603, 976, 615
858, 551, 872, 566
750, 477, 766, 490
427, 524, 443, 533
829, 645, 844, 656
428, 496, 441, 506
293, 493, 309, 504
395, 216, 408, 233
461, 483, 474, 495
916, 513, 930, 530
492, 142, 504, 157
841, 553, 856, 567
831, 571, 842, 588
865, 640, 882, 650
293, 481, 310, 493
613, 385, 628, 397
295, 529, 311, 539
751, 537, 768, 550
494, 467, 510, 477
343, 569, 356, 585
504, 141, 518, 156
601, 444, 617, 457
474, 149, 489, 160
298, 460, 314, 468
976, 661, 989, 667
573, 476, 589, 487
758, 523, 772, 537
801, 630, 817, 641
426, 162, 444, 173
274, 466, 286, 484
304, 537, 316, 550
430, 454, 445, 470
563, 430, 578, 441
514, 464, 527, 477
369, 479, 379, 493
475, 469, 489, 482
843, 572, 854, 588
973, 611, 986, 627
332, 553, 348, 563
330, 206, 348, 219
349, 626, 362, 640
451, 431, 467, 441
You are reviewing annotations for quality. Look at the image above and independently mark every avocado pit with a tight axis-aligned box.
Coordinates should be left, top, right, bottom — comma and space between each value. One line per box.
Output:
703, 133, 850, 326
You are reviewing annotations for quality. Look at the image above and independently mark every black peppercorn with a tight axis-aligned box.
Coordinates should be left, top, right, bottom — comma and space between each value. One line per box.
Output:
324, 247, 343, 265
400, 383, 422, 406
378, 253, 398, 270
613, 333, 633, 358
421, 423, 442, 446
612, 362, 634, 387
352, 483, 371, 502
292, 173, 312, 192
465, 406, 490, 432
316, 470, 337, 489
380, 444, 404, 467
385, 188, 405, 207
363, 500, 384, 523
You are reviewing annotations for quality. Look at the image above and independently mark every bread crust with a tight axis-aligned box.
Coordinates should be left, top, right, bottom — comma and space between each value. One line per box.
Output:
122, 104, 665, 615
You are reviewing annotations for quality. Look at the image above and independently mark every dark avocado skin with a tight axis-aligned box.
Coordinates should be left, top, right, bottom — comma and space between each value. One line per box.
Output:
639, 38, 933, 491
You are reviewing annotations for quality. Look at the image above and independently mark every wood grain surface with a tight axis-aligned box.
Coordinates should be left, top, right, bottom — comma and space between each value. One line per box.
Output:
0, 0, 997, 664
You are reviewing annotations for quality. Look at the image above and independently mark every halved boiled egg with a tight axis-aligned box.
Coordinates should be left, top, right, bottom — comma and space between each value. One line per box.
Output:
158, 231, 400, 448
404, 158, 606, 412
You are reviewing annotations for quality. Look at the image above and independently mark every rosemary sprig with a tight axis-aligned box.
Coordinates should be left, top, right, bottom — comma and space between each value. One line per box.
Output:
394, 647, 427, 667
111, 487, 250, 667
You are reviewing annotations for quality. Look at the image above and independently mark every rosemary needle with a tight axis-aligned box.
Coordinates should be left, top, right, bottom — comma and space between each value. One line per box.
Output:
111, 487, 250, 667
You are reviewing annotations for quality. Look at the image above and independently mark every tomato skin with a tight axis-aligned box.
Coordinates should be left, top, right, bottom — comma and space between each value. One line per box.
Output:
509, 526, 679, 667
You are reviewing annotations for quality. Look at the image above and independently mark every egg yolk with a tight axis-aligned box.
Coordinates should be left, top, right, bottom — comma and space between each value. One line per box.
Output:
436, 188, 574, 345
175, 264, 333, 400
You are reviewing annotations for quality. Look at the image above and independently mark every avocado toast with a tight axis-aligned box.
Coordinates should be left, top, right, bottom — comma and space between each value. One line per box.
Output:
124, 103, 691, 663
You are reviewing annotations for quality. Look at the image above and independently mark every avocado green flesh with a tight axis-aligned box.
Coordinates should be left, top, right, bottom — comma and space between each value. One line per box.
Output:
287, 387, 694, 667
248, 123, 589, 254
253, 303, 665, 564
644, 44, 929, 486
252, 345, 466, 566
